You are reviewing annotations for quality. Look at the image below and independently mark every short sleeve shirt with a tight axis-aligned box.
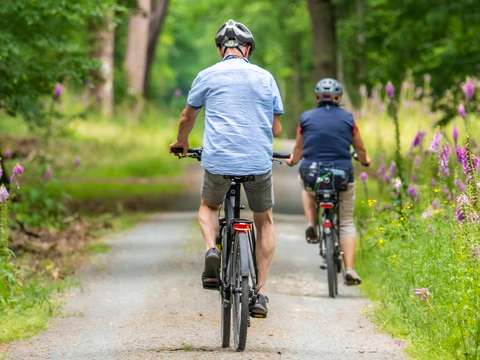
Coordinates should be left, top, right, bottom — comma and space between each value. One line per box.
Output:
299, 104, 356, 178
187, 57, 284, 175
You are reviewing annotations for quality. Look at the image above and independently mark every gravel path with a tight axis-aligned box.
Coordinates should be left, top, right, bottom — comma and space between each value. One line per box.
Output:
5, 211, 404, 359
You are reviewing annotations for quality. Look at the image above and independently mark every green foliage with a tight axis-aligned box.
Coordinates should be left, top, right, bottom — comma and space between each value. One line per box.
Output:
0, 0, 126, 124
337, 0, 480, 119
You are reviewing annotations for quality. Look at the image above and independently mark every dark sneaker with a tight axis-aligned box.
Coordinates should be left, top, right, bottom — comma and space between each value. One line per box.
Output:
202, 247, 220, 290
306, 226, 319, 244
344, 269, 362, 286
250, 294, 269, 318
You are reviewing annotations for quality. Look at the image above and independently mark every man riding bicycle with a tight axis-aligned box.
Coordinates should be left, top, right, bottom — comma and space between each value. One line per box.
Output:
286, 78, 370, 285
169, 20, 283, 317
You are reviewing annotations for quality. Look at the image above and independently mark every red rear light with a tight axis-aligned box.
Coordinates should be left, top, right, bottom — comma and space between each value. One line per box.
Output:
323, 220, 333, 228
320, 203, 334, 209
233, 223, 252, 232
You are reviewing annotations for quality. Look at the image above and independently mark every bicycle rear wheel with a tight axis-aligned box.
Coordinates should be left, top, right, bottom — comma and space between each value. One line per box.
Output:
232, 233, 250, 351
325, 232, 337, 298
220, 291, 231, 347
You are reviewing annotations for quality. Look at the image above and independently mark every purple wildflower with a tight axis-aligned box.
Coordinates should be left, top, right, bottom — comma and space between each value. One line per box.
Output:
174, 88, 182, 98
455, 179, 466, 192
439, 144, 450, 176
0, 185, 9, 203
385, 81, 395, 98
407, 184, 418, 200
43, 166, 53, 182
10, 163, 24, 183
393, 178, 402, 194
458, 103, 466, 118
359, 172, 368, 183
462, 79, 475, 100
53, 83, 63, 100
376, 162, 386, 178
431, 199, 440, 209
3, 148, 13, 159
455, 147, 469, 174
411, 174, 417, 183
74, 156, 81, 168
389, 161, 396, 177
456, 208, 465, 222
411, 131, 426, 148
414, 288, 431, 301
452, 127, 459, 145
428, 132, 442, 152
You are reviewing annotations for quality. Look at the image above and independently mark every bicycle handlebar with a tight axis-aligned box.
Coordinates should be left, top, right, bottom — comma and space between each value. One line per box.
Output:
171, 147, 290, 161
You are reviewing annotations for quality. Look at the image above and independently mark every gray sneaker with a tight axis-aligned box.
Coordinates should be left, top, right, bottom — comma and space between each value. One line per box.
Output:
250, 294, 269, 318
202, 247, 220, 290
344, 269, 362, 286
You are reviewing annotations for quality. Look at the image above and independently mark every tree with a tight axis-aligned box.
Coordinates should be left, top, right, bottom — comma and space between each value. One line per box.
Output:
307, 0, 337, 80
89, 12, 116, 117
0, 1, 123, 125
124, 0, 169, 100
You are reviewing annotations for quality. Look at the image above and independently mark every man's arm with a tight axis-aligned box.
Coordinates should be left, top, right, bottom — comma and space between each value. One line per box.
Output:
169, 105, 200, 155
286, 126, 303, 166
352, 128, 371, 166
273, 115, 282, 137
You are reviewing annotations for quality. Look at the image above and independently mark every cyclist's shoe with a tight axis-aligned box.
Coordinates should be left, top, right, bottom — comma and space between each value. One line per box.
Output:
250, 294, 269, 318
320, 259, 328, 270
202, 247, 220, 290
344, 268, 362, 286
305, 226, 319, 244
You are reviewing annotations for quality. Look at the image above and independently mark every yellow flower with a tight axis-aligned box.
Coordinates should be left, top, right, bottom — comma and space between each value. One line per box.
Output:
377, 238, 385, 247
368, 199, 377, 207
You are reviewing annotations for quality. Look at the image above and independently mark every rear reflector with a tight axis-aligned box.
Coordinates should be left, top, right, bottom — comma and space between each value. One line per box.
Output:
233, 223, 252, 232
320, 203, 334, 209
323, 220, 333, 228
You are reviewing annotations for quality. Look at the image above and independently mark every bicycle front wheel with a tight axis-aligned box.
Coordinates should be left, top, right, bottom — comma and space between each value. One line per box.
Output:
325, 232, 337, 298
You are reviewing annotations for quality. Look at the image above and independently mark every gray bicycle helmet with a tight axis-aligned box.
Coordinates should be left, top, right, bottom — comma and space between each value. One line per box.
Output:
215, 19, 255, 55
315, 78, 343, 104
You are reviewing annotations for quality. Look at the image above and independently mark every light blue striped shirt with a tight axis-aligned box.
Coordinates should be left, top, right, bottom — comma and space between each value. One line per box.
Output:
187, 57, 284, 175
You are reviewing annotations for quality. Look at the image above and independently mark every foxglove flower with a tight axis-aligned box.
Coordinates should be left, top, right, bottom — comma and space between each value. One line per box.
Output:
389, 161, 396, 177
74, 156, 81, 168
439, 145, 450, 176
53, 83, 63, 99
462, 79, 475, 100
0, 185, 9, 203
385, 81, 395, 98
458, 103, 466, 118
411, 131, 426, 148
359, 172, 368, 183
455, 179, 466, 192
393, 178, 402, 193
428, 132, 442, 152
452, 127, 459, 145
407, 184, 418, 200
2, 149, 13, 159
10, 163, 24, 184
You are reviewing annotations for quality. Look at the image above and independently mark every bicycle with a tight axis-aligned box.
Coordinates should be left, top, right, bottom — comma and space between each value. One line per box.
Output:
171, 147, 289, 351
307, 164, 350, 298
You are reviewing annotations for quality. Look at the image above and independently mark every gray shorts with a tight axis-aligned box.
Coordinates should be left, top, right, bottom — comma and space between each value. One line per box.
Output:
201, 170, 274, 213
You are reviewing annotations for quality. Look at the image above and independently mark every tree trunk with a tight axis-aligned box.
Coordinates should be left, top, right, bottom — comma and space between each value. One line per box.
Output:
355, 0, 366, 85
125, 0, 151, 100
90, 13, 115, 118
144, 0, 169, 96
307, 0, 337, 80
125, 0, 169, 102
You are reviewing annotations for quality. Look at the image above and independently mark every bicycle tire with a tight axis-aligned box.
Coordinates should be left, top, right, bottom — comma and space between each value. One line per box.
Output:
325, 232, 337, 298
233, 233, 250, 351
220, 226, 231, 348
220, 292, 231, 348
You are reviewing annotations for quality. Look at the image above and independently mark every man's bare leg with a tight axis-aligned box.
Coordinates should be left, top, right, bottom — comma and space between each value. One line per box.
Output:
253, 209, 275, 294
341, 236, 356, 270
198, 199, 219, 250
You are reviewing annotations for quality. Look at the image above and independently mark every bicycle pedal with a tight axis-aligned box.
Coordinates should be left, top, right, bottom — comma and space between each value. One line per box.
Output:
250, 313, 267, 319
202, 278, 220, 290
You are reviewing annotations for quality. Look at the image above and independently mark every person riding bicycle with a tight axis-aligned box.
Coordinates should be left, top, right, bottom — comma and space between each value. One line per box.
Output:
169, 20, 283, 317
286, 78, 370, 285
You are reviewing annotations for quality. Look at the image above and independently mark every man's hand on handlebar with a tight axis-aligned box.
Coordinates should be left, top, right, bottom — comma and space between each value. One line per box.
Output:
169, 140, 189, 156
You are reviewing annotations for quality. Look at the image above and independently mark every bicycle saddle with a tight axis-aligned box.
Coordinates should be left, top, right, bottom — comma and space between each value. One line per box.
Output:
223, 175, 255, 182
